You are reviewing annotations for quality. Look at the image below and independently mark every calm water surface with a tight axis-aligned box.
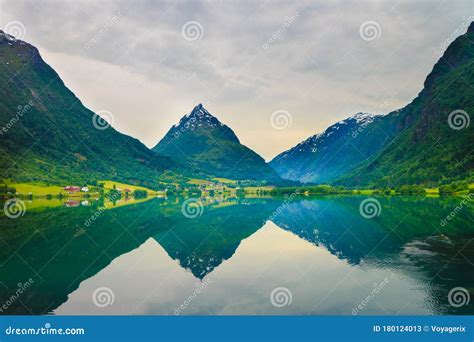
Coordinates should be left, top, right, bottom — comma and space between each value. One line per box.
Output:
1, 196, 473, 315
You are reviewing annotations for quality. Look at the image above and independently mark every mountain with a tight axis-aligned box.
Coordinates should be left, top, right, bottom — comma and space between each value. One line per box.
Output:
153, 104, 281, 182
0, 30, 178, 187
270, 112, 399, 184
154, 198, 279, 279
272, 22, 474, 186
338, 22, 474, 186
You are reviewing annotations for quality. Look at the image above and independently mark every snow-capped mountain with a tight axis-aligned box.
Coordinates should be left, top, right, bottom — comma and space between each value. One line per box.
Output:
269, 112, 398, 184
153, 104, 282, 182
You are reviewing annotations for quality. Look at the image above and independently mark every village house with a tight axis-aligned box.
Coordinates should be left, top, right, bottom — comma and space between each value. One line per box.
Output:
64, 186, 81, 192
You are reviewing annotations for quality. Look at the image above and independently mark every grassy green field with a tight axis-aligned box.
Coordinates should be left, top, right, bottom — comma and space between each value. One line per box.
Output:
187, 178, 210, 185
1, 180, 167, 197
2, 182, 88, 197
100, 180, 165, 195
244, 186, 275, 193
213, 177, 238, 184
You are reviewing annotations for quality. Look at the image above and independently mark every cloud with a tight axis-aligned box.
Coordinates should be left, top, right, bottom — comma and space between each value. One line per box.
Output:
0, 0, 473, 159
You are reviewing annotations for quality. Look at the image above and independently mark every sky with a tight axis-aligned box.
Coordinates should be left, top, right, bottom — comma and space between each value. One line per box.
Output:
0, 0, 473, 160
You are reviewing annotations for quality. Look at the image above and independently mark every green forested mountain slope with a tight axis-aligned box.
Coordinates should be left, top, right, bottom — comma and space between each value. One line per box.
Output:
0, 31, 179, 187
153, 104, 282, 182
337, 22, 474, 186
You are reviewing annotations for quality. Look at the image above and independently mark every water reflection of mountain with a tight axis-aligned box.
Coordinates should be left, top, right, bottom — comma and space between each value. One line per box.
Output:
0, 198, 168, 314
271, 196, 474, 314
399, 235, 474, 315
0, 196, 472, 315
0, 197, 278, 314
272, 197, 473, 263
153, 198, 280, 279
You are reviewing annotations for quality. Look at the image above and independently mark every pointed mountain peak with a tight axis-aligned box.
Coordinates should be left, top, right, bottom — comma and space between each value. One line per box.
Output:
175, 103, 223, 129
188, 103, 211, 118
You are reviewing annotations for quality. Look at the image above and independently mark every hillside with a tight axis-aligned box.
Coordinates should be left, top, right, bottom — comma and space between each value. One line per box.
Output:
270, 112, 399, 183
0, 30, 179, 188
338, 22, 474, 186
153, 104, 282, 183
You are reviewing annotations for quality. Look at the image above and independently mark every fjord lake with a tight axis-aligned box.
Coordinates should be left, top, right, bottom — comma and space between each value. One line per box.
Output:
1, 196, 473, 315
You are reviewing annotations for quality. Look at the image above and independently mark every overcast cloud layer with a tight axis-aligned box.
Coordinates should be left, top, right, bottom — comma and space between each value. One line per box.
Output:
1, 0, 473, 159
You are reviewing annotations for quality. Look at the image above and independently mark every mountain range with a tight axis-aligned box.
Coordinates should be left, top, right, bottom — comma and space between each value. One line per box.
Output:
339, 22, 474, 186
0, 22, 473, 188
272, 22, 474, 187
270, 112, 399, 184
